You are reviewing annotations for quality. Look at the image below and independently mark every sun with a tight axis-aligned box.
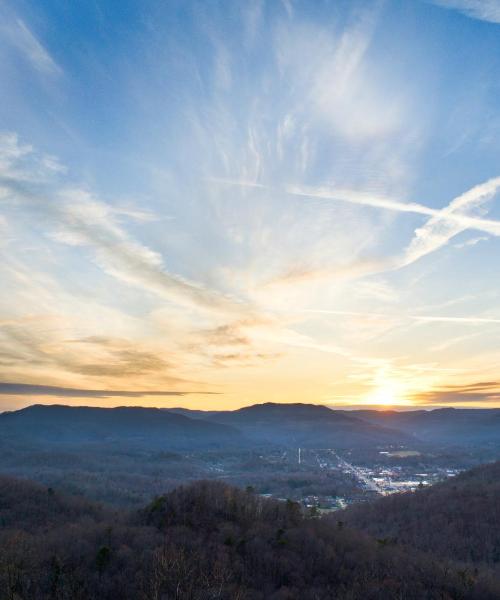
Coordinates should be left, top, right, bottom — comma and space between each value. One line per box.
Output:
363, 381, 412, 408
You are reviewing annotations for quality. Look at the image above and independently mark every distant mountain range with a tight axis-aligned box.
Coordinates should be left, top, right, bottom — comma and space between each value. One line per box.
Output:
170, 402, 413, 448
0, 404, 239, 449
350, 407, 500, 445
169, 403, 500, 447
2, 402, 500, 450
0, 402, 408, 450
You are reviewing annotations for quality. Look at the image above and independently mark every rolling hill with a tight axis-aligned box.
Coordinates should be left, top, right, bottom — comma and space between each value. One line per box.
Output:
352, 408, 500, 445
343, 460, 500, 570
172, 402, 413, 448
0, 474, 498, 599
0, 404, 241, 449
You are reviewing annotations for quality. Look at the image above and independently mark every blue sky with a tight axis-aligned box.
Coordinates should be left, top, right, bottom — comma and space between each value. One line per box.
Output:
0, 0, 499, 410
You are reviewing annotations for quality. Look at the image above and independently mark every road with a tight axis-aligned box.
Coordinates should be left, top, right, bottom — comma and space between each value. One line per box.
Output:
330, 450, 383, 494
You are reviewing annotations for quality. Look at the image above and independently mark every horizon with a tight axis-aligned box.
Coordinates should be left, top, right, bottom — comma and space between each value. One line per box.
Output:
1, 0, 500, 412
2, 398, 498, 415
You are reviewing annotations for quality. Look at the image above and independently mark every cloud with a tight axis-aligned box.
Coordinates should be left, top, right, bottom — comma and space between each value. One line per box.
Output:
0, 382, 217, 398
260, 265, 336, 287
203, 323, 252, 347
2, 133, 362, 385
431, 1, 500, 24
436, 381, 500, 391
184, 316, 288, 366
0, 14, 61, 75
411, 315, 500, 324
412, 380, 500, 404
215, 175, 500, 278
290, 179, 500, 240
1, 2, 499, 412
280, 0, 294, 19
212, 351, 281, 366
0, 318, 190, 387
0, 132, 66, 185
0, 132, 33, 179
0, 134, 247, 316
275, 5, 407, 142
401, 177, 500, 267
50, 189, 245, 314
303, 309, 500, 325
454, 236, 488, 248
428, 331, 482, 352
66, 337, 173, 378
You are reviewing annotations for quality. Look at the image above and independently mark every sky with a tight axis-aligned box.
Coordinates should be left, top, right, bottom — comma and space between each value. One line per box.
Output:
0, 0, 499, 411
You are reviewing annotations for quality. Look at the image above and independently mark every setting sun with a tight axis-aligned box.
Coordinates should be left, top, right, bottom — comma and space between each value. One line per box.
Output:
363, 381, 412, 408
1, 2, 500, 597
0, 0, 499, 415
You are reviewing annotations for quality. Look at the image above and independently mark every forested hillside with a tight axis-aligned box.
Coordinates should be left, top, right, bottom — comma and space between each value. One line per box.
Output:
343, 460, 500, 569
0, 404, 240, 448
1, 476, 499, 599
0, 403, 413, 449
195, 402, 411, 447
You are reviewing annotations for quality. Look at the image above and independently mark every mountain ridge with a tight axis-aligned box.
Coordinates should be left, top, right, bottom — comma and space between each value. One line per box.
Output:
0, 403, 241, 449
171, 401, 415, 447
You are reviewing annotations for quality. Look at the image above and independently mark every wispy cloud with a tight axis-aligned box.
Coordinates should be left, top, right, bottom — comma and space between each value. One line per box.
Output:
428, 331, 483, 352
276, 4, 405, 142
431, 1, 500, 24
51, 189, 244, 314
412, 380, 500, 405
303, 309, 500, 325
65, 337, 174, 378
454, 235, 489, 248
214, 178, 500, 238
0, 13, 61, 75
411, 315, 500, 324
0, 318, 186, 386
401, 177, 500, 266
1, 1, 500, 410
213, 176, 500, 280
0, 134, 246, 316
0, 382, 217, 398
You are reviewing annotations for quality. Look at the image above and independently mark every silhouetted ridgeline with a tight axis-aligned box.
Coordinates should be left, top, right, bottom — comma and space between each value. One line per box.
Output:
0, 402, 414, 449
0, 404, 240, 449
3, 403, 500, 451
343, 460, 500, 569
186, 402, 413, 447
351, 407, 500, 445
1, 473, 500, 599
171, 402, 500, 447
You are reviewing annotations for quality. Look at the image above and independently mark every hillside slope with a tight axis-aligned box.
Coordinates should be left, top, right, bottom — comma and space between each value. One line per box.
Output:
183, 402, 412, 448
0, 404, 241, 449
352, 408, 500, 445
343, 460, 500, 569
0, 476, 499, 599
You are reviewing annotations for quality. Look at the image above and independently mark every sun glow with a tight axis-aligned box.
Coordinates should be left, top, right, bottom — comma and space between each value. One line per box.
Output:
363, 380, 412, 407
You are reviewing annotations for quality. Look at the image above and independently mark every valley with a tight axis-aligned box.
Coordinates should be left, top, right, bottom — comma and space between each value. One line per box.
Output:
0, 402, 496, 509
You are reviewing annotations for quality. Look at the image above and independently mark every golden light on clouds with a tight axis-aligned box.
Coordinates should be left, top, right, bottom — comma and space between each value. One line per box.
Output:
1, 2, 500, 411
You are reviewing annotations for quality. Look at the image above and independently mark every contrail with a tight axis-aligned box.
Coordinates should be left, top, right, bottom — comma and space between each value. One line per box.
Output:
303, 309, 500, 325
210, 177, 500, 236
